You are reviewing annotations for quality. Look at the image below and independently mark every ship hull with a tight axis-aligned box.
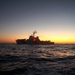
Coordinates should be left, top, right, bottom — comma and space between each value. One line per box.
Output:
16, 39, 54, 45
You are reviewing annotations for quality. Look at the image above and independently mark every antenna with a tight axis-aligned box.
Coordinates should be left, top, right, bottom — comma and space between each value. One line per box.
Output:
33, 31, 37, 37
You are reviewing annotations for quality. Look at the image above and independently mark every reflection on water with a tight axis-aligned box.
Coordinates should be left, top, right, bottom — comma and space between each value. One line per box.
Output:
0, 44, 75, 75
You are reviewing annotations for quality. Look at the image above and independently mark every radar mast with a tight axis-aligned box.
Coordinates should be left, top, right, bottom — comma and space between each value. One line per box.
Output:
33, 31, 37, 37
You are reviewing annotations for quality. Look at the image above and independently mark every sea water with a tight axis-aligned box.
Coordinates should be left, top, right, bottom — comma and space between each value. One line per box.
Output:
0, 44, 75, 75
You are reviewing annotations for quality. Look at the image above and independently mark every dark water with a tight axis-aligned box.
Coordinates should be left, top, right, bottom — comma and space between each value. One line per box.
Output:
0, 44, 75, 75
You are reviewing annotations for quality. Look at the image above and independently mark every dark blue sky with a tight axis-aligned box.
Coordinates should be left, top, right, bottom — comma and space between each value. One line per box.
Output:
0, 0, 75, 43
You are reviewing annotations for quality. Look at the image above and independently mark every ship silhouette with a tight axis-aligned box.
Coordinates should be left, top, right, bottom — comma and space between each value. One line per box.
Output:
16, 31, 54, 45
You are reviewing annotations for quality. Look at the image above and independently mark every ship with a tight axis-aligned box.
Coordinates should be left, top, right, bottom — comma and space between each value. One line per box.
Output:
16, 31, 54, 45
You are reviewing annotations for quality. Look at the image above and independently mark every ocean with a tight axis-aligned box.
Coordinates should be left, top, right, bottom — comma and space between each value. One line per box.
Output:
0, 44, 75, 75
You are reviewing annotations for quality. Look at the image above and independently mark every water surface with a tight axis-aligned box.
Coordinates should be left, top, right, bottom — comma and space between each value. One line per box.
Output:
0, 44, 75, 75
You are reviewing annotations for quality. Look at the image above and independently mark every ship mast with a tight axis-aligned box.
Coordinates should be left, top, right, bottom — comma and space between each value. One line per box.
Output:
33, 31, 37, 37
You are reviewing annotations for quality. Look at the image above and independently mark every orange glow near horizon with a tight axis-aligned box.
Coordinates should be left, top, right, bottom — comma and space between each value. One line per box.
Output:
0, 36, 75, 44
39, 36, 75, 44
0, 38, 15, 43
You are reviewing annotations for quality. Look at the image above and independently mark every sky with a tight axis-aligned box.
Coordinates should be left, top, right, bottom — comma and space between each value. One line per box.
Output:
0, 0, 75, 44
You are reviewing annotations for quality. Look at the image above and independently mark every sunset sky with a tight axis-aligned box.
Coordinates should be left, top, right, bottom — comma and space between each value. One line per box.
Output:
0, 0, 75, 44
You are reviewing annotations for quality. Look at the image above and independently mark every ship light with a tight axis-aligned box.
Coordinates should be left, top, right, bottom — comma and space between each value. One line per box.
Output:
33, 38, 36, 42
